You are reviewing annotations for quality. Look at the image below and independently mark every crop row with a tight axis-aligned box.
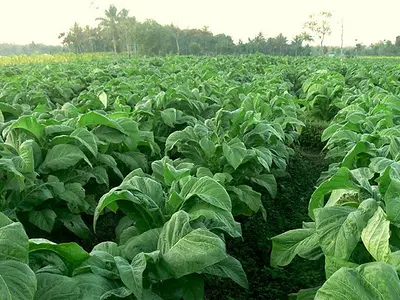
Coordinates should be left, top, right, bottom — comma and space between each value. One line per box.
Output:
1, 55, 400, 299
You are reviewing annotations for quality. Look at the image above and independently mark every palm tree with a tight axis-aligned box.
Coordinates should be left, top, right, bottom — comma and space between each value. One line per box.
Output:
275, 33, 288, 55
118, 9, 136, 56
96, 5, 119, 53
292, 32, 313, 56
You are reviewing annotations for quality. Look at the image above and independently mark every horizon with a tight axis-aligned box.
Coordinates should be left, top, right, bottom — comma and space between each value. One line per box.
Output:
1, 0, 399, 47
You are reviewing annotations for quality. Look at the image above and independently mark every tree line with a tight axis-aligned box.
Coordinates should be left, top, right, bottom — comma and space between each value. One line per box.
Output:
2, 6, 400, 57
56, 7, 400, 57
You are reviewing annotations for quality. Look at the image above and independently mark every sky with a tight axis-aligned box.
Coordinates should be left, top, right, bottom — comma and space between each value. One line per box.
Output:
1, 0, 399, 47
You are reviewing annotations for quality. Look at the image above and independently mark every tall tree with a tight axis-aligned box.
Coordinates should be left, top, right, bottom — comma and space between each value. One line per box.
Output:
292, 32, 313, 56
304, 11, 332, 54
274, 33, 288, 55
118, 9, 136, 55
96, 5, 120, 53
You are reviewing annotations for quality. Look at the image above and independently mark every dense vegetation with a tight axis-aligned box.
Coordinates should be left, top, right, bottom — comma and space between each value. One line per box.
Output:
3, 6, 400, 57
0, 54, 400, 299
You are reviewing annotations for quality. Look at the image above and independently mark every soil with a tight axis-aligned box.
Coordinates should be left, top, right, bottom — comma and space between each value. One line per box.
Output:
205, 145, 328, 300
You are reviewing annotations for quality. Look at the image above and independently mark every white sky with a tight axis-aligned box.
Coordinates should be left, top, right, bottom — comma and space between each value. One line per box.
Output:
1, 0, 399, 46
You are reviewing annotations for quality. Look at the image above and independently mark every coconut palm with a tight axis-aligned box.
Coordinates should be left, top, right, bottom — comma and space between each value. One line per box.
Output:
96, 5, 119, 53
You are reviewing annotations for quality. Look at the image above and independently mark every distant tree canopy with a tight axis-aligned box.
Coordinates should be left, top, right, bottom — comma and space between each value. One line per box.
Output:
0, 42, 64, 56
2, 7, 400, 57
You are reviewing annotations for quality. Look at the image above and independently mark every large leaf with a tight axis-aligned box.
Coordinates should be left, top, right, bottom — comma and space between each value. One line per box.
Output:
182, 177, 232, 212
315, 199, 378, 260
309, 167, 360, 219
0, 214, 29, 263
121, 228, 161, 261
157, 211, 192, 254
77, 111, 126, 133
315, 262, 400, 300
29, 239, 89, 272
17, 140, 35, 173
58, 213, 91, 238
361, 207, 391, 262
271, 227, 321, 267
39, 144, 89, 173
28, 209, 57, 233
383, 178, 400, 224
8, 115, 44, 140
115, 254, 147, 300
35, 273, 81, 300
222, 138, 247, 170
70, 128, 98, 157
250, 174, 277, 198
160, 228, 227, 278
59, 183, 88, 214
74, 273, 118, 300
0, 260, 36, 300
188, 202, 242, 238
203, 256, 248, 289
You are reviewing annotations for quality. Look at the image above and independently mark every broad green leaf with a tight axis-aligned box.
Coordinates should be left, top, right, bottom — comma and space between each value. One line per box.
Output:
77, 111, 125, 133
8, 115, 44, 140
121, 228, 161, 261
94, 190, 157, 232
250, 174, 277, 198
29, 239, 89, 272
383, 179, 400, 223
321, 124, 342, 142
315, 199, 378, 260
289, 287, 320, 300
28, 209, 57, 233
315, 262, 400, 300
0, 218, 29, 263
92, 126, 126, 143
39, 144, 89, 173
44, 125, 74, 136
58, 213, 91, 238
196, 167, 213, 178
113, 152, 148, 172
92, 242, 120, 256
0, 260, 36, 300
199, 136, 216, 158
162, 163, 191, 186
228, 185, 262, 214
188, 202, 242, 238
59, 183, 88, 214
74, 273, 118, 300
254, 147, 272, 172
203, 256, 248, 289
119, 176, 164, 209
92, 166, 109, 187
161, 108, 178, 127
99, 287, 132, 299
158, 211, 192, 254
35, 273, 81, 300
222, 138, 247, 170
361, 207, 391, 262
309, 167, 360, 219
17, 140, 35, 173
271, 228, 321, 267
183, 177, 232, 211
115, 254, 146, 300
160, 228, 227, 278
71, 128, 98, 157
324, 256, 358, 279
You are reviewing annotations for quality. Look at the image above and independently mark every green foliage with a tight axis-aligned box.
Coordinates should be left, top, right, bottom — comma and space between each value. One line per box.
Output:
271, 57, 400, 299
2, 54, 400, 298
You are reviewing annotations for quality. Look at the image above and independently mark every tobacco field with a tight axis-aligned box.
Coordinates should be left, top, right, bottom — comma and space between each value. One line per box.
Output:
1, 54, 400, 299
